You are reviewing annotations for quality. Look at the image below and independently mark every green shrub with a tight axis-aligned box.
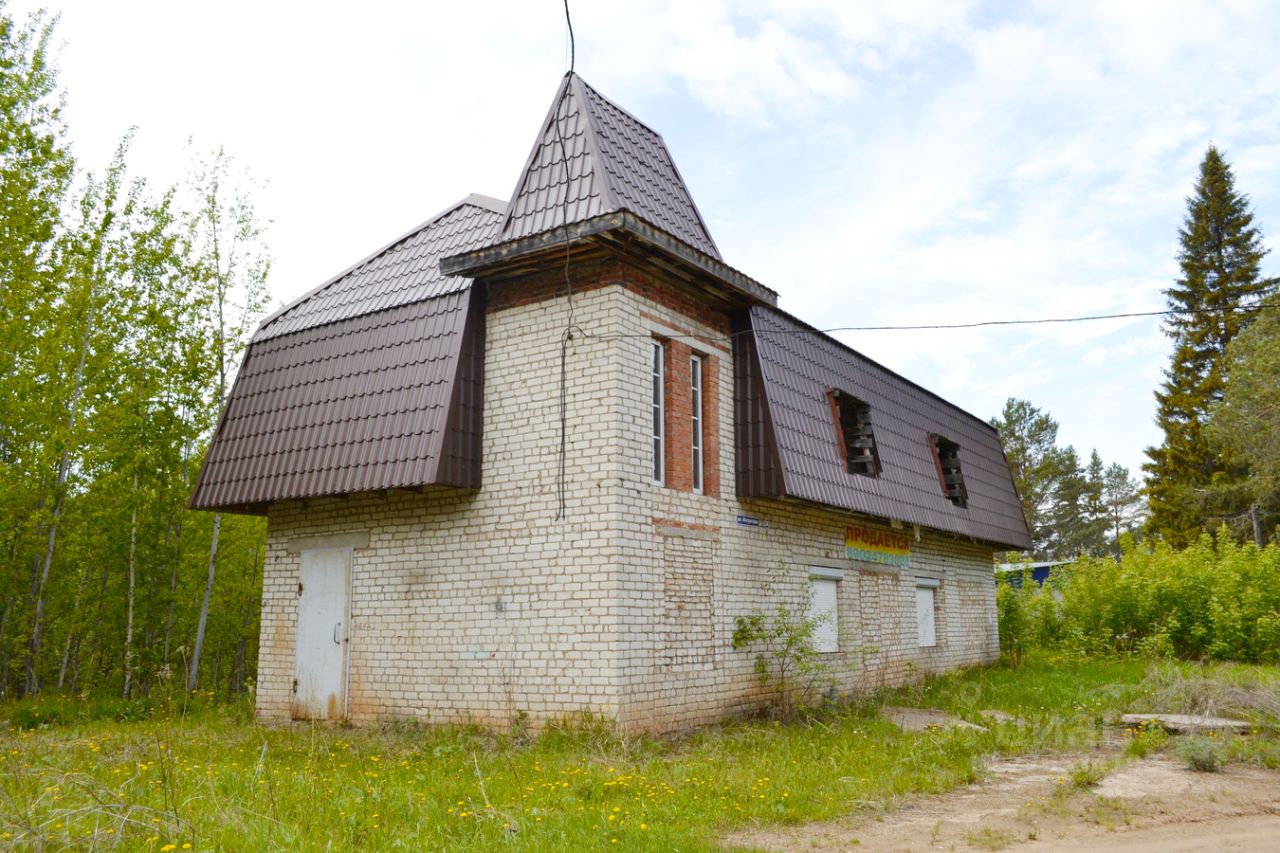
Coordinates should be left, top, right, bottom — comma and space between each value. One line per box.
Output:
1068, 759, 1110, 788
1176, 735, 1225, 772
997, 533, 1280, 663
995, 576, 1031, 664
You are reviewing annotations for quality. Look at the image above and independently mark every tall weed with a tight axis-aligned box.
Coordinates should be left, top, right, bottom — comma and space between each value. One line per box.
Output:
1000, 532, 1280, 664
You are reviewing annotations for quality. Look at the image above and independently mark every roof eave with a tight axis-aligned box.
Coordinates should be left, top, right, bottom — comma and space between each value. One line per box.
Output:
761, 492, 1031, 552
440, 211, 778, 307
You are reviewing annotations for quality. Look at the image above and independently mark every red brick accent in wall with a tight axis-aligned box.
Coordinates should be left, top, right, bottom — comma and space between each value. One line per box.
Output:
485, 256, 732, 344
663, 338, 693, 491
484, 254, 726, 499
702, 352, 721, 497
659, 340, 721, 498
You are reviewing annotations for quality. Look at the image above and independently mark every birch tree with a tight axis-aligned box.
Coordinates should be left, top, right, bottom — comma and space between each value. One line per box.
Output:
184, 147, 270, 693
0, 5, 73, 697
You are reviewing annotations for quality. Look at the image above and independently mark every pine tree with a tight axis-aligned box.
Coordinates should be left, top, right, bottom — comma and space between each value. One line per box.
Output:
1143, 145, 1276, 546
1101, 462, 1143, 551
990, 398, 1073, 557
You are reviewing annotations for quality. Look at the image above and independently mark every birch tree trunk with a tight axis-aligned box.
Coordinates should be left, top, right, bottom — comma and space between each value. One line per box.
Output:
123, 469, 138, 699
163, 515, 182, 665
24, 223, 102, 696
187, 511, 219, 692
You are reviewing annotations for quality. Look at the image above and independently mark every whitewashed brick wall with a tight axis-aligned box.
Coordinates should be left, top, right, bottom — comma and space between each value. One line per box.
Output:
256, 278, 1001, 732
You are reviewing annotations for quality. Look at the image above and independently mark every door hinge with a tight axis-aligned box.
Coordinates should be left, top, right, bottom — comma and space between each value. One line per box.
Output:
292, 678, 298, 694
297, 582, 304, 596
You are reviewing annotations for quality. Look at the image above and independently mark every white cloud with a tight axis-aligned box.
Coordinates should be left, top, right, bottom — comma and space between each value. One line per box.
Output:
12, 0, 1280, 479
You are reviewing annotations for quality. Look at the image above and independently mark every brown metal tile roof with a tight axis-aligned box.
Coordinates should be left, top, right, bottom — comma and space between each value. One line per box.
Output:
188, 193, 505, 514
737, 306, 1032, 551
254, 195, 505, 342
499, 73, 721, 259
190, 289, 484, 512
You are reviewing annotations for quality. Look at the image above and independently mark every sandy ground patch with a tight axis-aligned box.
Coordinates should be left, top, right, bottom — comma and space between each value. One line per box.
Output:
722, 755, 1280, 852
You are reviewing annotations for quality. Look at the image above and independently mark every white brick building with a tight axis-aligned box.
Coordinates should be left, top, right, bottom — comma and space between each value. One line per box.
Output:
192, 74, 1031, 732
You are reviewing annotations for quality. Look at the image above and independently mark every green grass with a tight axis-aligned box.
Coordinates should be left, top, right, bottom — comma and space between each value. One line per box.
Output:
2, 655, 1277, 851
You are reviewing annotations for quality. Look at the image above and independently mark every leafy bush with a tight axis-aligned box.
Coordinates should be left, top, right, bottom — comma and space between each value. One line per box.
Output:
998, 532, 1280, 663
731, 564, 832, 718
995, 576, 1032, 664
1177, 735, 1225, 772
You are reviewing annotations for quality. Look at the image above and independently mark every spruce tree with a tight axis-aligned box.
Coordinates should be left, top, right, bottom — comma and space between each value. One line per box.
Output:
1144, 145, 1275, 545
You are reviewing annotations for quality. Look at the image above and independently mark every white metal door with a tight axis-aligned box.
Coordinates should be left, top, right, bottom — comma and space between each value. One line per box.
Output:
293, 548, 350, 720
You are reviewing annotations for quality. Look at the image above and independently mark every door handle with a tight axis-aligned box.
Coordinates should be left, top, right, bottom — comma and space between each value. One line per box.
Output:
333, 622, 342, 645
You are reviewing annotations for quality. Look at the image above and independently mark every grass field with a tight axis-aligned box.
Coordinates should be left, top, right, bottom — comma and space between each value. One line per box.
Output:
3, 656, 1278, 851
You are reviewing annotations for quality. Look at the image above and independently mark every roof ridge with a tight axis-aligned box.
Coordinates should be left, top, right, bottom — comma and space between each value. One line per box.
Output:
257, 194, 506, 335
570, 74, 721, 256
498, 72, 576, 240
495, 73, 721, 259
571, 73, 623, 217
573, 75, 663, 139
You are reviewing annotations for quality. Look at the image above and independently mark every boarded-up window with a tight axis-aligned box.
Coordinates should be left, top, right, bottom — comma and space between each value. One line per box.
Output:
828, 390, 880, 477
662, 534, 714, 670
915, 577, 939, 647
930, 435, 968, 507
808, 570, 841, 653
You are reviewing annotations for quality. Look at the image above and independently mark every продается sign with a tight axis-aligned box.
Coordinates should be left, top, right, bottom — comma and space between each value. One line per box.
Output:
844, 525, 910, 568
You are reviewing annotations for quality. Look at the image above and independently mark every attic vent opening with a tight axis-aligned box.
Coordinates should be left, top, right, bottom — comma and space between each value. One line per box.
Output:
827, 390, 880, 478
931, 435, 968, 508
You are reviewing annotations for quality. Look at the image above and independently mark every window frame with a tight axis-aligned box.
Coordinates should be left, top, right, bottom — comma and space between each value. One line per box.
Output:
808, 566, 843, 654
915, 576, 939, 648
651, 341, 665, 485
690, 354, 704, 494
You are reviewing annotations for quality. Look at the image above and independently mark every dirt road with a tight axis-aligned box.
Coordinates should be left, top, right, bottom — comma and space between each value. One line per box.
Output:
723, 756, 1280, 852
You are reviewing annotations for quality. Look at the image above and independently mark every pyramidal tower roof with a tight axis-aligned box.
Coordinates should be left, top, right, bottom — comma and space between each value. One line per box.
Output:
499, 73, 721, 259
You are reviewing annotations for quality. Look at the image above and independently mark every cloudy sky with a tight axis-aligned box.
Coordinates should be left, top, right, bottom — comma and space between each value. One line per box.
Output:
15, 0, 1280, 477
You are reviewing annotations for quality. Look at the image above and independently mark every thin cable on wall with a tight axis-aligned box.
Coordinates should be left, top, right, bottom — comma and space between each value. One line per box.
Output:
554, 0, 579, 521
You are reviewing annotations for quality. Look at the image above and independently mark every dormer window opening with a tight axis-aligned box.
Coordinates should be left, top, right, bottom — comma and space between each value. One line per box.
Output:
828, 389, 880, 478
931, 435, 968, 508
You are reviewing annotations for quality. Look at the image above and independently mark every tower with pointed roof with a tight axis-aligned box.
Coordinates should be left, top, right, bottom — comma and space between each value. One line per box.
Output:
193, 75, 1028, 731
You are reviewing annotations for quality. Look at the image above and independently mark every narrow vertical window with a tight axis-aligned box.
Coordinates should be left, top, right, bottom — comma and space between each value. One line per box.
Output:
915, 577, 939, 647
690, 354, 704, 493
651, 341, 664, 484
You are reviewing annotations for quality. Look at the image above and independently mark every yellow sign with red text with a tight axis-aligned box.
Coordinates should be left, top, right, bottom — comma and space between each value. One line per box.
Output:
844, 525, 911, 568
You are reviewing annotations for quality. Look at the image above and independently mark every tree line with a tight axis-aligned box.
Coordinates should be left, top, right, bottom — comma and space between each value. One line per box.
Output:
994, 145, 1278, 557
991, 399, 1143, 560
0, 8, 269, 701
1144, 145, 1278, 546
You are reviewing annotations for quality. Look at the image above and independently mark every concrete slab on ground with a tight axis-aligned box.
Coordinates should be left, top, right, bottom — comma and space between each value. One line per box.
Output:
883, 706, 988, 733
1121, 713, 1252, 734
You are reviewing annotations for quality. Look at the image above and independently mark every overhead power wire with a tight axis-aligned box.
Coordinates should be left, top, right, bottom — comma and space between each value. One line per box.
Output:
816, 301, 1280, 333
576, 300, 1280, 348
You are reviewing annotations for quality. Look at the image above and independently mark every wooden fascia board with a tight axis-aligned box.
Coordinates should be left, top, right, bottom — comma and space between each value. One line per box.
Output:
440, 212, 778, 307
